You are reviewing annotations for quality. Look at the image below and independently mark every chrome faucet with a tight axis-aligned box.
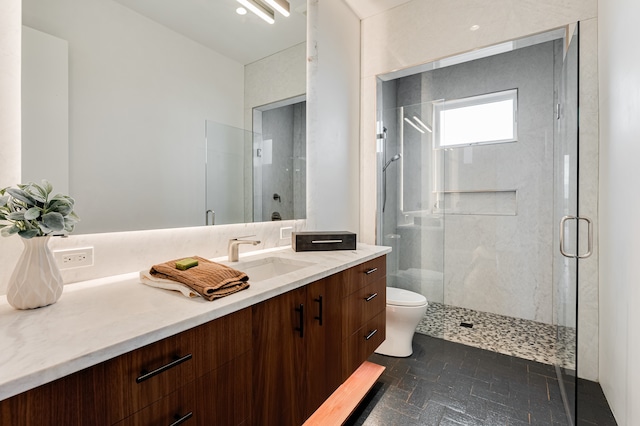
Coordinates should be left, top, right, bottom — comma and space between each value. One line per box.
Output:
228, 236, 261, 262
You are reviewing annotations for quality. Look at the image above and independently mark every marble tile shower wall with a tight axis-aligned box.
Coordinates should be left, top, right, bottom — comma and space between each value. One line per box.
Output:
259, 102, 306, 222
387, 41, 562, 324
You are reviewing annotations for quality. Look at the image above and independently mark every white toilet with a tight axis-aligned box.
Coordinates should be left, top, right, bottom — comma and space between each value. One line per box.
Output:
375, 287, 428, 357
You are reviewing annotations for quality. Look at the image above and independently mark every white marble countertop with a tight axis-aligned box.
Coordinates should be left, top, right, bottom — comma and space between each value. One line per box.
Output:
0, 243, 390, 401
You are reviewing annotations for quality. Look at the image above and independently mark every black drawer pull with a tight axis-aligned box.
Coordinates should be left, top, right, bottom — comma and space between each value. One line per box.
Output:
169, 411, 193, 426
365, 329, 378, 340
364, 267, 378, 275
314, 295, 323, 326
365, 293, 378, 302
136, 353, 193, 384
295, 304, 304, 338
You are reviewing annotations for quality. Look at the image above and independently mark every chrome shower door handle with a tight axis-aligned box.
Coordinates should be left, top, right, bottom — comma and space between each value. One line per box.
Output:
577, 216, 593, 259
559, 215, 593, 259
560, 215, 577, 258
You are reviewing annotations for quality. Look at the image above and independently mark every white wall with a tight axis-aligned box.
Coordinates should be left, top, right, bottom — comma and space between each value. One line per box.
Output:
306, 0, 360, 233
598, 0, 640, 424
359, 0, 599, 380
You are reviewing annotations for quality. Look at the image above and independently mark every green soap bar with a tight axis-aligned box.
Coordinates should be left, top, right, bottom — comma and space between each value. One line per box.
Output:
176, 258, 198, 270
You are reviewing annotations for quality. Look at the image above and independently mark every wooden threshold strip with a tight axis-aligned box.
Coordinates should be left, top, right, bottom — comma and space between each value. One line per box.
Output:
303, 361, 386, 426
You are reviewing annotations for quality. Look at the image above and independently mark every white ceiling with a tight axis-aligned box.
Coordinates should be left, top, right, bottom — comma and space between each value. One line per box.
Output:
343, 0, 412, 19
114, 0, 307, 65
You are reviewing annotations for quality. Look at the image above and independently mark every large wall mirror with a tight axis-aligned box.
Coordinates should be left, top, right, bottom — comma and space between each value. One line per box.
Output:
21, 0, 307, 234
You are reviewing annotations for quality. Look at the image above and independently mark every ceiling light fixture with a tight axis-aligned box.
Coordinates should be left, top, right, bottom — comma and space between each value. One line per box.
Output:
404, 117, 425, 134
236, 7, 247, 15
412, 116, 433, 133
263, 0, 290, 17
236, 0, 275, 24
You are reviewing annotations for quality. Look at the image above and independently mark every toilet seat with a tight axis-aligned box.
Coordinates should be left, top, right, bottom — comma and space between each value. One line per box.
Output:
386, 287, 427, 307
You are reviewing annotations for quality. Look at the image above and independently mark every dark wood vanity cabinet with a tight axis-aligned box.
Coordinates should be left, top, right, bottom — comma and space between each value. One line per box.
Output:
252, 276, 344, 426
251, 256, 387, 426
0, 308, 252, 426
304, 276, 345, 416
0, 363, 109, 425
341, 256, 387, 379
0, 254, 387, 426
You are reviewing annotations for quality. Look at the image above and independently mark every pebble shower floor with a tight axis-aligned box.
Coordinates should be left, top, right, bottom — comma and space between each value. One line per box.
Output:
415, 302, 576, 369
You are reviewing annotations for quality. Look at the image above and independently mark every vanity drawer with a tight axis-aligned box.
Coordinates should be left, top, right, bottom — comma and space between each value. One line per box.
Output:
342, 278, 386, 338
104, 308, 252, 422
341, 255, 386, 298
115, 351, 252, 426
104, 327, 198, 423
342, 311, 386, 379
114, 379, 195, 426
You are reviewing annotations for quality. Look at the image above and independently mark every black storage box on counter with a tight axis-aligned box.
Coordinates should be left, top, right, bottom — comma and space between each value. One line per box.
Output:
292, 231, 357, 252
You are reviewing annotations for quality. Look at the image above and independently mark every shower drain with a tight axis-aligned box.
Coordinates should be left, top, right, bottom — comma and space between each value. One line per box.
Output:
460, 322, 473, 328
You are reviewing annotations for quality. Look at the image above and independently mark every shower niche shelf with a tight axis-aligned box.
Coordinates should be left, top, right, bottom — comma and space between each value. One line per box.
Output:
433, 189, 517, 216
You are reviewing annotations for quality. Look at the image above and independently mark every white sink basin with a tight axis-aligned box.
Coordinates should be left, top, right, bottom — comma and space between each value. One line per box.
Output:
230, 257, 317, 282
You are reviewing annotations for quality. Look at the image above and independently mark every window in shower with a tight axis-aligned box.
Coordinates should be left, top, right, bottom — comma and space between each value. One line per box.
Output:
434, 88, 518, 148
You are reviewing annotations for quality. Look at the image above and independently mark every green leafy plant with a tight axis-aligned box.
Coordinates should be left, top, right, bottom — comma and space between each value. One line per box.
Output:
0, 180, 79, 239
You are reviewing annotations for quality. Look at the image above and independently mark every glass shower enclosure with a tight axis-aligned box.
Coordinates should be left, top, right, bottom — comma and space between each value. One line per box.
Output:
376, 26, 582, 424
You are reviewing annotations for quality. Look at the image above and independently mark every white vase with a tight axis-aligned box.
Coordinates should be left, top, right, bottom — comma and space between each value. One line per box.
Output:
6, 236, 64, 310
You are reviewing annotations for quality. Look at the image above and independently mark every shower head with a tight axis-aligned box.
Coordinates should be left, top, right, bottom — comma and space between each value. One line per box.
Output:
383, 154, 401, 172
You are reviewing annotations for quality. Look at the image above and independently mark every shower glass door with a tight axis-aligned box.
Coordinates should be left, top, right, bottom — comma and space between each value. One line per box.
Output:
377, 97, 446, 339
376, 25, 580, 425
553, 24, 580, 424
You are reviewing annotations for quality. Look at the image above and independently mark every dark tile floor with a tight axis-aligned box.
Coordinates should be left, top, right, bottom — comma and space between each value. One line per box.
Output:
346, 334, 617, 426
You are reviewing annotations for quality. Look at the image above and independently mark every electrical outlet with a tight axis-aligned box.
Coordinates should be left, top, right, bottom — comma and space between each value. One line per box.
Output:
53, 247, 94, 269
280, 226, 293, 240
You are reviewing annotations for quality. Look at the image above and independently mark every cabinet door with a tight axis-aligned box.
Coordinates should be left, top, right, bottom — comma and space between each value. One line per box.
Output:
252, 287, 307, 426
304, 275, 342, 419
195, 351, 252, 426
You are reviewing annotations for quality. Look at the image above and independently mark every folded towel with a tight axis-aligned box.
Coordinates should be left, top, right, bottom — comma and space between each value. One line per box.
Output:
148, 256, 250, 301
139, 270, 201, 298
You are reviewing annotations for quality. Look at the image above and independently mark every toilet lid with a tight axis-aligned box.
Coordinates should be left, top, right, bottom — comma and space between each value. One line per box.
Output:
386, 287, 427, 307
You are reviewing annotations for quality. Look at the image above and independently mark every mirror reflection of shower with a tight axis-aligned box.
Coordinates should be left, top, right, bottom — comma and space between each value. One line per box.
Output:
252, 95, 307, 222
